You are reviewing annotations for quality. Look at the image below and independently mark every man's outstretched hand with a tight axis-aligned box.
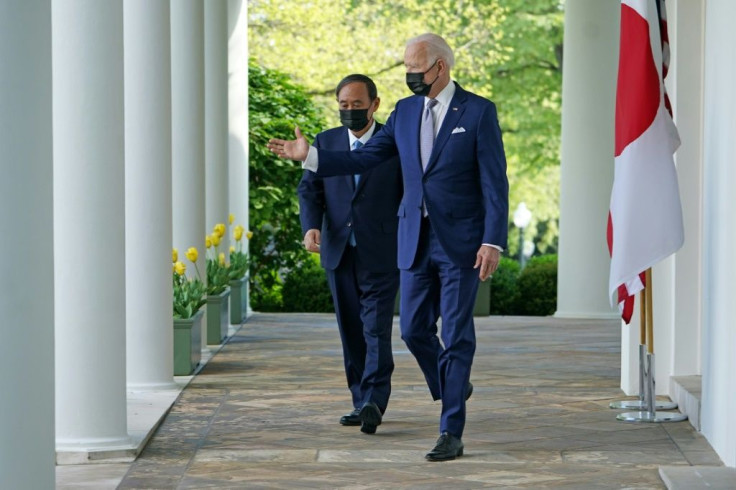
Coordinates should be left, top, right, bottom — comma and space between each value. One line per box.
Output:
267, 126, 310, 161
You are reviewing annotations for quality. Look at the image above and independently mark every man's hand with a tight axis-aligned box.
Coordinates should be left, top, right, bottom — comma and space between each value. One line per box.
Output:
267, 126, 310, 161
303, 229, 321, 253
474, 245, 500, 281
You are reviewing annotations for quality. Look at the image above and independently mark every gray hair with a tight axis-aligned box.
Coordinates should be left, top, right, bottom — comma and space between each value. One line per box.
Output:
406, 33, 455, 68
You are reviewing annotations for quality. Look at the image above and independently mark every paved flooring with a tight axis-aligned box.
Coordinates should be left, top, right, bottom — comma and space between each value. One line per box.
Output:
61, 313, 724, 488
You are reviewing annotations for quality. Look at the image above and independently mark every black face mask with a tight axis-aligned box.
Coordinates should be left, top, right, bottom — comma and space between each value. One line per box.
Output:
406, 60, 440, 96
339, 109, 370, 131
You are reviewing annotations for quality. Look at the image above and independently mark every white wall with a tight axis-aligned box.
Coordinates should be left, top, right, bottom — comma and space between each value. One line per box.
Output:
701, 0, 736, 469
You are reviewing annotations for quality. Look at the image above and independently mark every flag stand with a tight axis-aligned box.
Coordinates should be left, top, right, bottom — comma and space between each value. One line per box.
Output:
614, 269, 687, 423
609, 278, 677, 411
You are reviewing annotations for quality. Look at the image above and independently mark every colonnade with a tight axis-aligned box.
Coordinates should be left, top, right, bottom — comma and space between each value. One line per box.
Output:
0, 1, 248, 485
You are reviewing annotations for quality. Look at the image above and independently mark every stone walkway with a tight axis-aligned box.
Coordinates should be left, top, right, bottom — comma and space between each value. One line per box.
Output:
76, 314, 724, 488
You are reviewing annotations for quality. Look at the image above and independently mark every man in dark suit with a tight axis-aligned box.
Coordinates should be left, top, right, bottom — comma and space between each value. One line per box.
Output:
269, 33, 508, 461
297, 74, 402, 435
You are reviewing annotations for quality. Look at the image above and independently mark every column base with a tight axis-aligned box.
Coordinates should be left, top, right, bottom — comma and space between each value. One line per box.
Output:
56, 435, 135, 465
56, 386, 185, 465
554, 310, 620, 320
126, 381, 180, 391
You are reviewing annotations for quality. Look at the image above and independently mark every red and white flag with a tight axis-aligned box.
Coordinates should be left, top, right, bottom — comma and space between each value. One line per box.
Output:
608, 0, 684, 323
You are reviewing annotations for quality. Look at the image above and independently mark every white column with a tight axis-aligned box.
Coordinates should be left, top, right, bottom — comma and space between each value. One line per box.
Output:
53, 0, 131, 450
172, 1, 207, 350
702, 0, 736, 468
668, 0, 704, 378
228, 0, 249, 251
205, 0, 230, 246
556, 0, 620, 319
228, 0, 250, 323
124, 0, 176, 390
0, 2, 55, 487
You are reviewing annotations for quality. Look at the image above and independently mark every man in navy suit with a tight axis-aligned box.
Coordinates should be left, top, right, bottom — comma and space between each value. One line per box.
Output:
297, 74, 402, 435
269, 33, 508, 461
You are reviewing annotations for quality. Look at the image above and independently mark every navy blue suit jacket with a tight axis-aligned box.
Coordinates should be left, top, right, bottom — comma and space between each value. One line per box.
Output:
315, 83, 509, 269
298, 123, 402, 272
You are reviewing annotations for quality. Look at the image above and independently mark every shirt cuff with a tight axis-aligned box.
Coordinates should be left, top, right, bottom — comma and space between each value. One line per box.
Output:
302, 146, 319, 172
482, 243, 504, 252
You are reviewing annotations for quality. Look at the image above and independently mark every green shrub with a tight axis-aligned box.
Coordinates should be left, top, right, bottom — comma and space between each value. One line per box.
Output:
248, 59, 325, 312
516, 254, 557, 316
250, 269, 283, 312
281, 255, 334, 313
490, 257, 520, 315
526, 254, 557, 266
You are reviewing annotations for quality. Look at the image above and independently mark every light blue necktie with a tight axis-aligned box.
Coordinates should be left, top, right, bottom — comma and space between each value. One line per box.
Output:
352, 140, 363, 187
349, 139, 363, 246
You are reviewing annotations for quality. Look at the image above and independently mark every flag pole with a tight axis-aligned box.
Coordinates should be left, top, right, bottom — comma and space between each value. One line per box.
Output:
610, 0, 685, 422
640, 286, 647, 346
617, 267, 687, 423
646, 268, 654, 354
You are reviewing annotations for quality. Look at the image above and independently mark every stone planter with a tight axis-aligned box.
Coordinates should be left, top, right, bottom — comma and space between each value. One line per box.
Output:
472, 276, 492, 316
173, 308, 203, 376
229, 276, 248, 325
206, 288, 230, 345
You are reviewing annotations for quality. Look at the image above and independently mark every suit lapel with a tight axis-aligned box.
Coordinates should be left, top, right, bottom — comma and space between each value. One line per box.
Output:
425, 83, 468, 173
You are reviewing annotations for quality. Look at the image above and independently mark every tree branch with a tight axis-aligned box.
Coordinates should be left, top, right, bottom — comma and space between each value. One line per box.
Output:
495, 58, 560, 77
306, 60, 404, 96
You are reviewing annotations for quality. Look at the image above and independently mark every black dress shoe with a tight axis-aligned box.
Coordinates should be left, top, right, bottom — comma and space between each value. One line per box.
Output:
466, 382, 474, 401
339, 408, 361, 426
359, 402, 382, 434
425, 432, 464, 461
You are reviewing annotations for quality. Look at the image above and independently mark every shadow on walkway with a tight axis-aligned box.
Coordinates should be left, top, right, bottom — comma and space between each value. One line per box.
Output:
115, 313, 718, 488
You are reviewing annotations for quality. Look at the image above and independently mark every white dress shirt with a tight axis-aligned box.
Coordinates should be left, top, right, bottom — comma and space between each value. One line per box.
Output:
424, 79, 455, 138
348, 120, 376, 148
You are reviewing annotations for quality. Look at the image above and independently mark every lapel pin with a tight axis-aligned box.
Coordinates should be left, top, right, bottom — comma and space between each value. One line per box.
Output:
452, 107, 458, 111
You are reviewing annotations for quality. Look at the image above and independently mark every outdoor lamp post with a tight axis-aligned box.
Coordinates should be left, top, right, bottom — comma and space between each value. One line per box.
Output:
513, 202, 532, 269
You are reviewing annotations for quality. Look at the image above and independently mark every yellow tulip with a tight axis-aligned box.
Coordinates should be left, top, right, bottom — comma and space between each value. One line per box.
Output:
174, 261, 186, 276
185, 247, 198, 263
246, 230, 253, 240
229, 245, 235, 254
214, 223, 226, 238
205, 235, 212, 249
229, 214, 235, 225
172, 248, 178, 263
219, 252, 226, 266
211, 233, 221, 246
234, 227, 243, 241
